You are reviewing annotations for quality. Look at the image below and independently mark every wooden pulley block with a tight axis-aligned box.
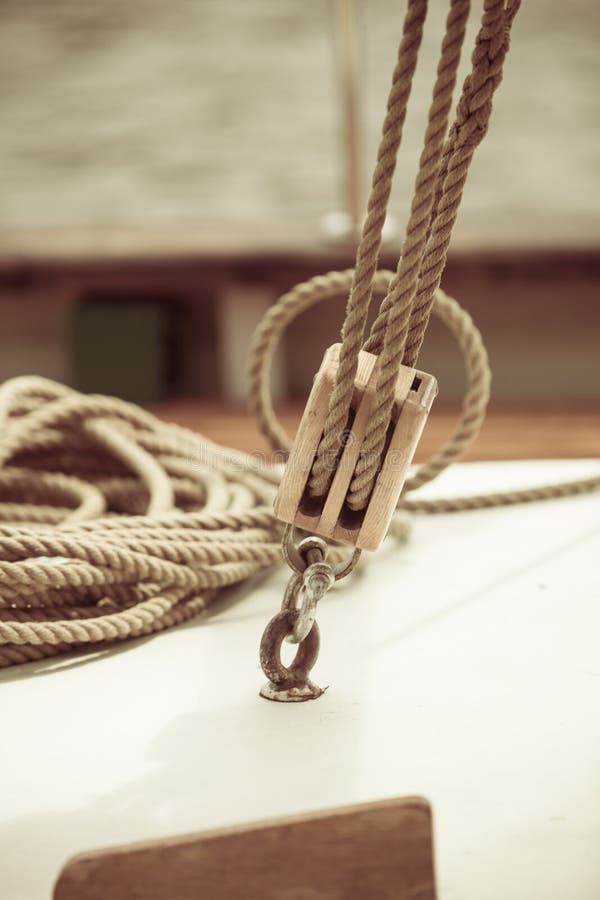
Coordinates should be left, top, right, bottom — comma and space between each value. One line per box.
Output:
274, 343, 437, 551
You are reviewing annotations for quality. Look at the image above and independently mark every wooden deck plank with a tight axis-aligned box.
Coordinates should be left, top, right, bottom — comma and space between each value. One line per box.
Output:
146, 401, 600, 462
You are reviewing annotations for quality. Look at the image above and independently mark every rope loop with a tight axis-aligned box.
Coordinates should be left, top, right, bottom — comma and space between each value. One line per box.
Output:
247, 269, 491, 495
247, 268, 598, 519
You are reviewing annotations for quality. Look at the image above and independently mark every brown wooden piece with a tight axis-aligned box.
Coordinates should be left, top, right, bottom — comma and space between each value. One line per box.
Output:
53, 796, 436, 900
273, 343, 437, 551
146, 400, 600, 463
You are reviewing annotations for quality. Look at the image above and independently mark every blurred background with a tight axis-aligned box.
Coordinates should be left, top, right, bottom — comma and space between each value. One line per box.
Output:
0, 0, 598, 457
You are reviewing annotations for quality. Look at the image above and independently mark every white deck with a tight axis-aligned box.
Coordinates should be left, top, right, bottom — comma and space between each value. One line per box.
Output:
1, 459, 599, 900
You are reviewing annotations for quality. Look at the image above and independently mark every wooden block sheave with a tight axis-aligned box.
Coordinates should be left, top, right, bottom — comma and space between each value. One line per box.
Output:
274, 343, 437, 551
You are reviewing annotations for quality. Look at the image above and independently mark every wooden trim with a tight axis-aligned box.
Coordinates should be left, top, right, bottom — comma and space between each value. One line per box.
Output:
0, 224, 598, 269
53, 796, 436, 900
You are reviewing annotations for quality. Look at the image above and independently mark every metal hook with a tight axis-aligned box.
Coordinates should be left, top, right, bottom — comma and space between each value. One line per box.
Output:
259, 527, 360, 702
259, 608, 325, 702
283, 561, 335, 644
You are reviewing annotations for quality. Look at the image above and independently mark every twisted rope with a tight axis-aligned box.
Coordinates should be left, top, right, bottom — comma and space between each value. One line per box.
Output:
247, 267, 599, 510
2, 0, 596, 672
307, 0, 522, 514
402, 0, 522, 367
307, 0, 427, 500
347, 0, 520, 510
345, 0, 471, 508
0, 377, 282, 667
1, 268, 597, 669
364, 0, 471, 358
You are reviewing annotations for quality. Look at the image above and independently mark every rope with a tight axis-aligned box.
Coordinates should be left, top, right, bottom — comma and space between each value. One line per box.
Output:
310, 0, 522, 512
0, 0, 597, 670
247, 268, 600, 512
307, 0, 428, 500
0, 377, 282, 667
0, 281, 597, 668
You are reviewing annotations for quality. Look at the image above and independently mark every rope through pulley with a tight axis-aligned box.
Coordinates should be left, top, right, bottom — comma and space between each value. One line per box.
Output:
311, 0, 521, 513
255, 0, 593, 699
259, 0, 525, 566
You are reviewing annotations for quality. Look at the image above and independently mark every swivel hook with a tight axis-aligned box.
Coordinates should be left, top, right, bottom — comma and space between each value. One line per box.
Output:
259, 529, 359, 702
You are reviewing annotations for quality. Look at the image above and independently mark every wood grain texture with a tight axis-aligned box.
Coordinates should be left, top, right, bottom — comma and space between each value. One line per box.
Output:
53, 797, 436, 900
272, 344, 436, 550
273, 343, 341, 532
358, 372, 437, 550
319, 353, 381, 544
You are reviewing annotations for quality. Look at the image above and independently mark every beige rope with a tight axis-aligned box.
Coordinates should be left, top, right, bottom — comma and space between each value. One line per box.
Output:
0, 271, 597, 668
347, 0, 521, 511
1, 0, 596, 670
0, 376, 282, 667
307, 0, 428, 500
247, 268, 599, 511
403, 0, 522, 367
364, 0, 521, 360
307, 0, 521, 514
364, 0, 471, 360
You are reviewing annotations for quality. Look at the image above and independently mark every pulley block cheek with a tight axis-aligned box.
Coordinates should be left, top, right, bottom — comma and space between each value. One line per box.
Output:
274, 343, 437, 551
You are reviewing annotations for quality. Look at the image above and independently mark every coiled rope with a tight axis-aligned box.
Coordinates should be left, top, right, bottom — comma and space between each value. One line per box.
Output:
0, 1, 597, 668
0, 376, 283, 667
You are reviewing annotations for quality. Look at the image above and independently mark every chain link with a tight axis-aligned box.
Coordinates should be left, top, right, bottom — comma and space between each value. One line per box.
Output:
259, 528, 359, 701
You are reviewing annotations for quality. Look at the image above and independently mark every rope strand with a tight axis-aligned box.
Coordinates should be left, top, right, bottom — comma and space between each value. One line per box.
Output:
307, 0, 428, 500
364, 0, 471, 358
403, 0, 521, 367
346, 0, 519, 510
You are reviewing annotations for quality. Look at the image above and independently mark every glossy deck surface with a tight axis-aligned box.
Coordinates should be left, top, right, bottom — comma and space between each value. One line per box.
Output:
0, 459, 598, 900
